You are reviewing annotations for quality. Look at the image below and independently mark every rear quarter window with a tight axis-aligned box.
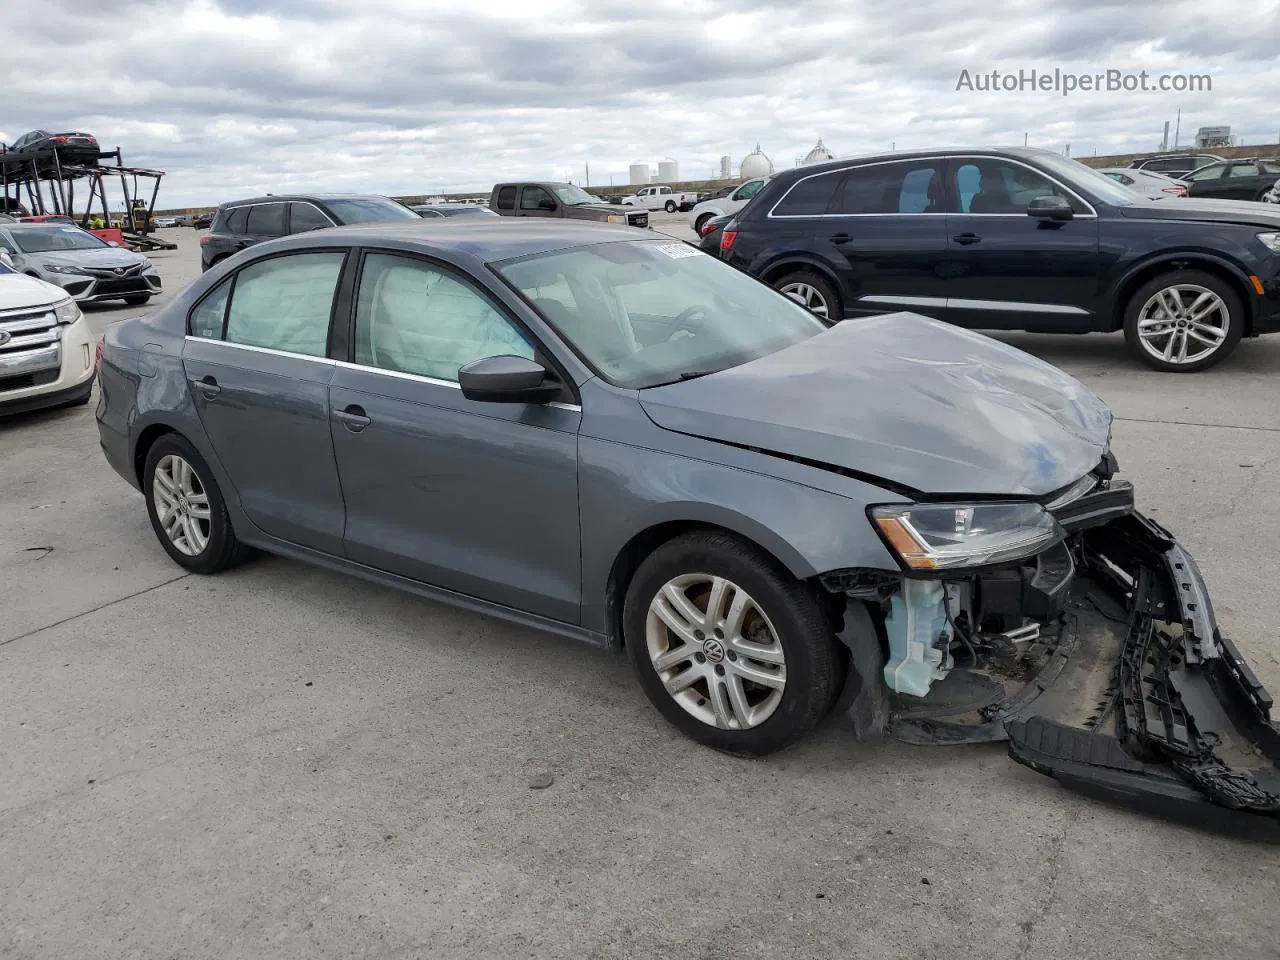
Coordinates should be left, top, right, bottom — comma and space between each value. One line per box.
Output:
222, 206, 249, 234
495, 186, 517, 211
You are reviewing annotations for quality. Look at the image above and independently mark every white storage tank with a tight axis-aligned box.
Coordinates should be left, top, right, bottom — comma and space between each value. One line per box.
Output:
720, 155, 732, 178
629, 162, 651, 185
657, 159, 679, 182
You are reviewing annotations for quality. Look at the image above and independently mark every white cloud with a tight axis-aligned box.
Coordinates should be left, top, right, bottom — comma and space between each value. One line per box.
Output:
0, 0, 1275, 206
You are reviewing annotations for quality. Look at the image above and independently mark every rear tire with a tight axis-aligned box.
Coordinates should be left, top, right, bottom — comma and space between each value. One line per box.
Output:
664, 200, 677, 212
143, 434, 251, 574
624, 531, 839, 755
773, 270, 841, 322
694, 213, 714, 233
1122, 269, 1243, 372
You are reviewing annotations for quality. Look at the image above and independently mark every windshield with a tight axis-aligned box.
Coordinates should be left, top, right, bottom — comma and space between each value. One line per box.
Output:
322, 197, 419, 224
552, 184, 598, 206
497, 240, 827, 389
1028, 153, 1140, 207
10, 225, 108, 253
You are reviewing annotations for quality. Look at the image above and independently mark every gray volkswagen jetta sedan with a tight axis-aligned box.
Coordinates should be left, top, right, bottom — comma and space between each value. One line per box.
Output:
96, 219, 1280, 823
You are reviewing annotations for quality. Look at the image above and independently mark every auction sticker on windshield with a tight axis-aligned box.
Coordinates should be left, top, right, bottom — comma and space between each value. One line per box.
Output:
655, 243, 703, 259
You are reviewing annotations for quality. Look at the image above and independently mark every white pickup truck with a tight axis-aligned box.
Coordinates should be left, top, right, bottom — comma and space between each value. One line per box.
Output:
619, 185, 699, 213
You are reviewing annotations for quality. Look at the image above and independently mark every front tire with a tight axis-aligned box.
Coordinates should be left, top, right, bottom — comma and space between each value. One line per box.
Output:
624, 531, 839, 755
773, 270, 841, 321
1122, 269, 1243, 372
143, 434, 250, 574
124, 294, 151, 305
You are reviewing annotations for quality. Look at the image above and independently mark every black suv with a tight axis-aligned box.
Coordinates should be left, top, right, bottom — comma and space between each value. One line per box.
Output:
720, 147, 1280, 372
200, 194, 419, 271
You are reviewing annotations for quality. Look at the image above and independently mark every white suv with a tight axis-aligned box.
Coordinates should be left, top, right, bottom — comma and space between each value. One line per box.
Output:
687, 177, 771, 233
0, 261, 96, 415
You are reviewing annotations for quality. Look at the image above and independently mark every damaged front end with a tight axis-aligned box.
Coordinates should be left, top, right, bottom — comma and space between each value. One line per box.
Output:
827, 465, 1280, 823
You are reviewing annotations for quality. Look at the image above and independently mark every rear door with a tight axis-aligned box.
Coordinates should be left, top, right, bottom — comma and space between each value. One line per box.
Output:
182, 249, 350, 553
941, 156, 1100, 331
327, 251, 582, 622
793, 158, 951, 319
244, 201, 287, 247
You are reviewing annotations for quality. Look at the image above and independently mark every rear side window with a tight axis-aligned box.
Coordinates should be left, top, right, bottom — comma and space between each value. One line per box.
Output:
246, 203, 286, 236
223, 252, 345, 356
222, 206, 249, 234
830, 162, 943, 215
772, 171, 843, 216
189, 280, 232, 339
495, 186, 517, 211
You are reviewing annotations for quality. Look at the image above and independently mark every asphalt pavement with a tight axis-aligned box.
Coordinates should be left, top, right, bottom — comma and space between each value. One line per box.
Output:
2, 221, 1279, 959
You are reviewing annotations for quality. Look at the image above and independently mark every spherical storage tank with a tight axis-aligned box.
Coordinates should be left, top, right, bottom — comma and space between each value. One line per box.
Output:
803, 138, 834, 165
657, 159, 679, 182
629, 163, 651, 185
740, 143, 774, 179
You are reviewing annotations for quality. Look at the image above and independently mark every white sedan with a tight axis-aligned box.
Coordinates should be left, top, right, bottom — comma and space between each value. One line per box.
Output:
1096, 167, 1188, 200
0, 259, 96, 415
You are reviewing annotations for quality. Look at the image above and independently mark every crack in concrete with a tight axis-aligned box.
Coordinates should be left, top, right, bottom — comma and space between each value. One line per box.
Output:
1115, 416, 1280, 434
1015, 804, 1083, 960
0, 574, 190, 649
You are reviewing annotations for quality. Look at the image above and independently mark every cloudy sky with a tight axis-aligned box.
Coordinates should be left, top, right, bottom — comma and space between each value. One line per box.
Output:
3, 0, 1278, 207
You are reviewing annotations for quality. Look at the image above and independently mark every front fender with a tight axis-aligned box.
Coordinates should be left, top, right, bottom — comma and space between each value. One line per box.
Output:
578, 435, 899, 636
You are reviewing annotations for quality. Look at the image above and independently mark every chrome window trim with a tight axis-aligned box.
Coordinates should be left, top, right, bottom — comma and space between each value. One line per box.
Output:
768, 154, 1099, 219
183, 335, 335, 364
333, 358, 582, 411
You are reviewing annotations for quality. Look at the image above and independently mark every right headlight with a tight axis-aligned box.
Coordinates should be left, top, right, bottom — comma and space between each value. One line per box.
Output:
1257, 232, 1280, 252
870, 501, 1063, 571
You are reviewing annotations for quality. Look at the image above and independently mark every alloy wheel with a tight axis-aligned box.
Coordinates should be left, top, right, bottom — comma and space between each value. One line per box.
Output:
152, 454, 212, 557
645, 574, 787, 730
779, 281, 829, 318
1135, 284, 1230, 365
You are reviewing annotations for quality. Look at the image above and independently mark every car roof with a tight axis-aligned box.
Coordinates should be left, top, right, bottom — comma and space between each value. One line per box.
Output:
263, 218, 655, 262
766, 146, 1072, 181
218, 193, 396, 208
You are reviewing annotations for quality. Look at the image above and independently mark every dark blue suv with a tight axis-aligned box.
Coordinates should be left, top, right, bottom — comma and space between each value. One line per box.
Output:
720, 147, 1280, 371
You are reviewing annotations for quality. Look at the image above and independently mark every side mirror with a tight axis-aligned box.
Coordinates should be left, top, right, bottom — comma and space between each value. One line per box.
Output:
0, 249, 13, 268
538, 198, 557, 211
1028, 195, 1073, 221
458, 355, 560, 404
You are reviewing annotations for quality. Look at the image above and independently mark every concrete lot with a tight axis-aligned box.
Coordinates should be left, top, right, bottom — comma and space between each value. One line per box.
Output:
3, 220, 1279, 959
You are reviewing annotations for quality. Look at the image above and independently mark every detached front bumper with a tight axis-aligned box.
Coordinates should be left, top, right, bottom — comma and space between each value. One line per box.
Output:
857, 481, 1280, 823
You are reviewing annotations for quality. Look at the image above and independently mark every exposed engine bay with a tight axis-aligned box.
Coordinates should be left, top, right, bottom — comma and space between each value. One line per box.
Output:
829, 472, 1280, 824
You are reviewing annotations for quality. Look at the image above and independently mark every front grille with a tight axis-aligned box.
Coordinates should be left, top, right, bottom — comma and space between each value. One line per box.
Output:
627, 211, 649, 228
0, 369, 58, 393
0, 306, 62, 386
81, 264, 143, 279
88, 278, 151, 296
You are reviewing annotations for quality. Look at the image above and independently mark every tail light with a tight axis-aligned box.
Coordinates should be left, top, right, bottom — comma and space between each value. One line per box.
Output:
199, 234, 211, 246
720, 222, 739, 254
94, 335, 105, 373
1163, 186, 1188, 196
699, 220, 718, 237
49, 136, 68, 144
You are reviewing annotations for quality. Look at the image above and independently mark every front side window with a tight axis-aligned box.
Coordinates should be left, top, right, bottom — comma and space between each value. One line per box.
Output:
289, 202, 333, 233
831, 161, 943, 215
953, 159, 1089, 214
353, 253, 533, 382
223, 252, 345, 356
520, 186, 555, 211
246, 203, 286, 237
732, 178, 765, 201
498, 240, 825, 390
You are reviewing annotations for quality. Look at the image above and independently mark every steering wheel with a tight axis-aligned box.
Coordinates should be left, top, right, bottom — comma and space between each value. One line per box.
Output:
669, 305, 708, 338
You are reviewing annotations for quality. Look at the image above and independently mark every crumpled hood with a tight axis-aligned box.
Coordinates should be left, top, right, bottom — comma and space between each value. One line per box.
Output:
29, 247, 149, 269
638, 314, 1113, 497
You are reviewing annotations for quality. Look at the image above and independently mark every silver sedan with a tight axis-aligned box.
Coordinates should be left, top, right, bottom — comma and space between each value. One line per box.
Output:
1095, 167, 1188, 200
0, 223, 161, 305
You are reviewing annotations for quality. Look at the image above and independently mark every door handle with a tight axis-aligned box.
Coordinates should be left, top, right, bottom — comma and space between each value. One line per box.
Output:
953, 233, 982, 245
334, 404, 371, 432
829, 232, 853, 244
193, 375, 220, 399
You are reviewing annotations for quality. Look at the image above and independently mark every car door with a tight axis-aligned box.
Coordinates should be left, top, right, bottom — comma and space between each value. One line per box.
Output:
327, 251, 581, 623
518, 185, 559, 219
243, 201, 287, 247
1220, 161, 1280, 201
725, 178, 766, 215
182, 249, 349, 554
1184, 162, 1230, 198
789, 158, 951, 319
941, 156, 1100, 331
